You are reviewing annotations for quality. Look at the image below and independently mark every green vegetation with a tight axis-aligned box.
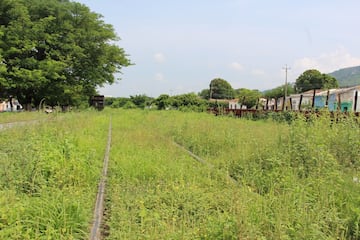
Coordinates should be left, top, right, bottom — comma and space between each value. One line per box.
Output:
295, 69, 339, 93
105, 93, 209, 112
0, 111, 109, 239
106, 110, 360, 239
235, 88, 262, 108
329, 65, 360, 87
0, 0, 130, 109
264, 83, 296, 99
209, 78, 235, 99
1, 109, 359, 239
0, 111, 47, 124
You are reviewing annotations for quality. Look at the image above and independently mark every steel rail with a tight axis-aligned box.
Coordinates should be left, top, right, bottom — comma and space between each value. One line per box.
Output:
89, 117, 112, 240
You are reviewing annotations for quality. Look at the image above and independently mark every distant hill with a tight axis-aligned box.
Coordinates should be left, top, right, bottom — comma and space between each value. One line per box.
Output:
328, 65, 360, 87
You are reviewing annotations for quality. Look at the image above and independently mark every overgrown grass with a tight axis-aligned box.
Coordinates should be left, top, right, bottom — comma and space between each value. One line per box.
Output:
1, 109, 359, 239
0, 111, 48, 124
107, 109, 360, 239
106, 110, 249, 239
0, 110, 109, 239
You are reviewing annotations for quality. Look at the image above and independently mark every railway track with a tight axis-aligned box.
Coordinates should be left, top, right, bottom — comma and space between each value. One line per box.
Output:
173, 141, 238, 185
89, 117, 112, 240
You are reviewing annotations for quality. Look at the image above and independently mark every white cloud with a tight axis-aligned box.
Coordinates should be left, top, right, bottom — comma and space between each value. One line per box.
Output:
229, 62, 244, 71
154, 53, 166, 63
293, 47, 360, 74
155, 72, 165, 82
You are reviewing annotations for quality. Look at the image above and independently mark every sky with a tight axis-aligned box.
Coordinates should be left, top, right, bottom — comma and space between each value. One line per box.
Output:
76, 0, 360, 98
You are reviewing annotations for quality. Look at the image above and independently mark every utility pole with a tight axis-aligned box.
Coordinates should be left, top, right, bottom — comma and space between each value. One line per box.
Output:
283, 64, 291, 97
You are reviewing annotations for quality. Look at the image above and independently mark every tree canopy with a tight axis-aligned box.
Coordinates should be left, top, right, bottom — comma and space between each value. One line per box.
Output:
209, 78, 235, 99
155, 94, 171, 110
235, 88, 262, 109
295, 69, 338, 93
0, 0, 131, 108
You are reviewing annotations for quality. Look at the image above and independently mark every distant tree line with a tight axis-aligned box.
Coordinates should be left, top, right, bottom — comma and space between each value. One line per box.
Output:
105, 93, 211, 112
106, 69, 339, 111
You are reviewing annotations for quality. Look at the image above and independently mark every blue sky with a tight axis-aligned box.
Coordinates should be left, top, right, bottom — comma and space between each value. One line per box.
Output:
76, 0, 360, 97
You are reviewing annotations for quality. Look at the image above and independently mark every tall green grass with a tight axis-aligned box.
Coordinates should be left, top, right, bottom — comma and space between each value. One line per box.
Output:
1, 109, 359, 239
0, 111, 48, 124
106, 110, 250, 239
106, 110, 360, 239
0, 110, 110, 239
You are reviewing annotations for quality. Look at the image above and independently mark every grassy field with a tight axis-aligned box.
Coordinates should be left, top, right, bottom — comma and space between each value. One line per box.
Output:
0, 110, 109, 239
0, 109, 359, 239
0, 111, 50, 124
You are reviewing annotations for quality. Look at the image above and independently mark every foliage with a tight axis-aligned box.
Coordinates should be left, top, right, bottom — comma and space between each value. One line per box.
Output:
155, 94, 171, 110
111, 97, 130, 108
0, 0, 131, 108
209, 78, 235, 99
329, 65, 360, 87
235, 88, 262, 108
198, 88, 210, 100
171, 93, 208, 111
129, 94, 153, 109
264, 84, 296, 99
122, 100, 137, 109
106, 93, 208, 111
104, 97, 117, 106
105, 97, 145, 109
295, 69, 339, 93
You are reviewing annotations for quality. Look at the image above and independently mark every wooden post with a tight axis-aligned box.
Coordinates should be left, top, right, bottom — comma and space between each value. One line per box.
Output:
337, 94, 341, 111
289, 97, 293, 110
282, 96, 286, 111
274, 98, 278, 111
299, 94, 303, 111
325, 90, 330, 107
354, 90, 358, 112
312, 89, 316, 109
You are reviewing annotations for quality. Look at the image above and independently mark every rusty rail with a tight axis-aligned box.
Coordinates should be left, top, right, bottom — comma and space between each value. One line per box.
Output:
89, 117, 112, 240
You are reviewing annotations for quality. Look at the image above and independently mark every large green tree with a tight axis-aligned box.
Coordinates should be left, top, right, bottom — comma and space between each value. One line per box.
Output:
0, 0, 130, 109
295, 69, 338, 93
209, 78, 235, 99
235, 88, 262, 109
